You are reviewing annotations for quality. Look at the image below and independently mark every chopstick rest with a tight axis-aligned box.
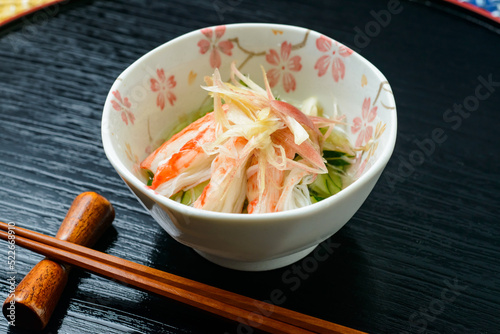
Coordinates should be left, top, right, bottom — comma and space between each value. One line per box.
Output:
2, 192, 115, 330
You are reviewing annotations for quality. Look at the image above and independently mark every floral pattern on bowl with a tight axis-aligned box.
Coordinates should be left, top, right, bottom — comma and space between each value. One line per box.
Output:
107, 25, 394, 188
111, 26, 395, 193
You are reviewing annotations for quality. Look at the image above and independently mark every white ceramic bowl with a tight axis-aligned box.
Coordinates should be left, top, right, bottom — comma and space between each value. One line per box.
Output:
101, 23, 397, 271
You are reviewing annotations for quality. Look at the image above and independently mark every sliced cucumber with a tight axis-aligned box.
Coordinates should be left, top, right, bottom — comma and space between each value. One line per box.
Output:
309, 165, 343, 200
323, 150, 354, 169
179, 181, 209, 206
320, 127, 356, 157
170, 191, 184, 203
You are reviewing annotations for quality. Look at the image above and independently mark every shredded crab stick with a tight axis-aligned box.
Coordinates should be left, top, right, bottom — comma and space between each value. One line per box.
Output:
140, 62, 354, 213
141, 112, 215, 173
275, 167, 316, 212
246, 147, 294, 214
194, 137, 252, 213
140, 112, 217, 197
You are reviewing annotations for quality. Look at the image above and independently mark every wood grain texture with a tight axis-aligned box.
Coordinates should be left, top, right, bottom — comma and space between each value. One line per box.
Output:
0, 223, 366, 334
0, 0, 499, 333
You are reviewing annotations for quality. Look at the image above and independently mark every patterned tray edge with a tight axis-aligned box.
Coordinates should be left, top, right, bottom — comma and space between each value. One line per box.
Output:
0, 0, 65, 28
0, 0, 498, 30
442, 0, 500, 23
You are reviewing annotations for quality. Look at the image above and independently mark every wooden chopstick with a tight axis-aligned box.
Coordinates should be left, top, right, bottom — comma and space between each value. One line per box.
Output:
0, 222, 365, 334
0, 227, 303, 334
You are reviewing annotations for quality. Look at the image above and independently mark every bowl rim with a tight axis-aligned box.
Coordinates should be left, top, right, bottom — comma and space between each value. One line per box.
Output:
101, 22, 397, 224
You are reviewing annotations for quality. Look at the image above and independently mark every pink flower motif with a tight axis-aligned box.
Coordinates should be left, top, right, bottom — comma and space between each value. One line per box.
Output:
351, 97, 377, 147
314, 35, 353, 82
150, 69, 176, 111
265, 41, 302, 93
197, 25, 233, 68
111, 90, 135, 125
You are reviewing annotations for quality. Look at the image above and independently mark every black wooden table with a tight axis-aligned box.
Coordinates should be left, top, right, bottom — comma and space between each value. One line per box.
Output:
1, 1, 499, 333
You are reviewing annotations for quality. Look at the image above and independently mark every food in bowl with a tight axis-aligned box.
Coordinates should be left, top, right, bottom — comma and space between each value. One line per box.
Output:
140, 63, 356, 213
101, 23, 397, 270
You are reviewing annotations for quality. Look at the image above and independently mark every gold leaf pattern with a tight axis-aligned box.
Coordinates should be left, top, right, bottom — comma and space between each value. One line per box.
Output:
361, 74, 367, 87
188, 70, 197, 85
